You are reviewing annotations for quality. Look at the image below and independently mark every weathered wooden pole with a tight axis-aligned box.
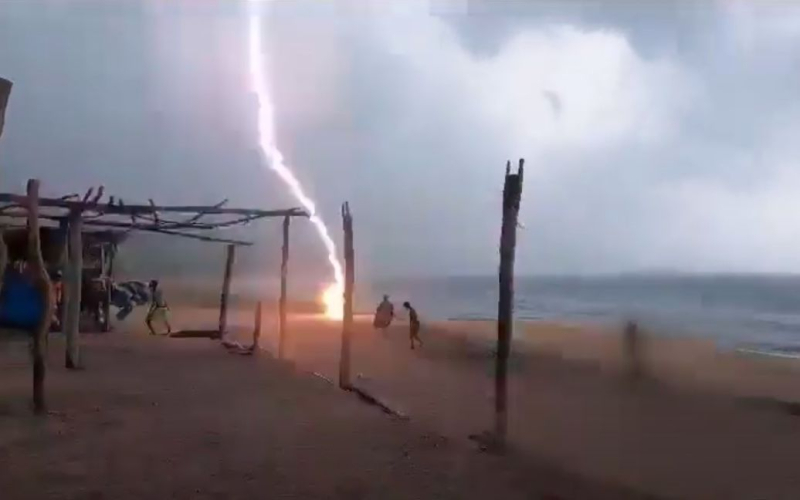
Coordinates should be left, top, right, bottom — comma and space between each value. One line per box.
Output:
0, 78, 11, 295
0, 77, 11, 139
63, 209, 83, 369
623, 320, 643, 381
278, 215, 290, 359
99, 243, 109, 332
27, 179, 54, 414
105, 244, 116, 330
339, 202, 354, 389
218, 243, 236, 339
494, 159, 524, 448
253, 300, 262, 349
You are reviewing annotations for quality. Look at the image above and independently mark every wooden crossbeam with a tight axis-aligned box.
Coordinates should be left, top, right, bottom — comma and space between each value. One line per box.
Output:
0, 218, 254, 246
0, 193, 308, 218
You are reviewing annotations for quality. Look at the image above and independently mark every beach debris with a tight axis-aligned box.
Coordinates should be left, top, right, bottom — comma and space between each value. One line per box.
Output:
313, 372, 335, 386
345, 384, 409, 420
468, 430, 506, 454
221, 338, 256, 356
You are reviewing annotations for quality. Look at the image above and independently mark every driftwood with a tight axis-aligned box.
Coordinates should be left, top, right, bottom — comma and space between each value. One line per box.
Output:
27, 179, 55, 414
493, 159, 524, 449
345, 385, 408, 420
278, 215, 289, 358
339, 202, 354, 389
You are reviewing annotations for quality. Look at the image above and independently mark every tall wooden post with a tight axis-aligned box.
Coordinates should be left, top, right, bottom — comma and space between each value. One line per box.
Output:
278, 215, 290, 359
339, 202, 354, 389
253, 300, 262, 349
218, 244, 236, 339
64, 209, 83, 369
27, 179, 54, 413
494, 159, 524, 448
0, 77, 11, 140
102, 244, 115, 332
0, 78, 12, 296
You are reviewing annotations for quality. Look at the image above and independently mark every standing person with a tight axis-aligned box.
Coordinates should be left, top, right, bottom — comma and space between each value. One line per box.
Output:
403, 301, 423, 350
146, 279, 172, 336
373, 294, 395, 331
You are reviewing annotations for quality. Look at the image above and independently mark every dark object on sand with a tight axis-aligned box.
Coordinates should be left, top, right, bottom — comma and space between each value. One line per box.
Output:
169, 330, 218, 339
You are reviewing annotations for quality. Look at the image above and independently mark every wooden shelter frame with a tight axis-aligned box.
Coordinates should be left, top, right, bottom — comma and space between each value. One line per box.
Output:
0, 185, 308, 370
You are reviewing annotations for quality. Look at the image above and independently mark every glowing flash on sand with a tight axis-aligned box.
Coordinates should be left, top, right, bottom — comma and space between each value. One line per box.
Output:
248, 4, 344, 320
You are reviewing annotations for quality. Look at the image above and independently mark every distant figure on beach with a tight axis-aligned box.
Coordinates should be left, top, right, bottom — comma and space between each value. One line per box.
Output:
146, 280, 172, 336
373, 295, 395, 331
403, 301, 423, 350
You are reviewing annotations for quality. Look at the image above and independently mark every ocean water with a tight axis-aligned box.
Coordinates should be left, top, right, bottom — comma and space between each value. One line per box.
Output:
367, 275, 800, 354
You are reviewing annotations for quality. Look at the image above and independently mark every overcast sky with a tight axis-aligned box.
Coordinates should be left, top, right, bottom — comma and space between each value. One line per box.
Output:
2, 0, 800, 282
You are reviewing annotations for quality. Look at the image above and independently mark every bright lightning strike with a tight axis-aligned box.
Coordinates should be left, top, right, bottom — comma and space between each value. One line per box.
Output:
247, 5, 344, 320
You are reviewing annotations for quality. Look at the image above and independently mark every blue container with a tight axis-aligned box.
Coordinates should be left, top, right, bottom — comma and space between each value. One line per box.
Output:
0, 268, 44, 330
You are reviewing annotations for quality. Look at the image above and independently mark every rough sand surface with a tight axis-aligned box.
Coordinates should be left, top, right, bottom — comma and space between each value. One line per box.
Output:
1, 323, 655, 500
210, 306, 800, 500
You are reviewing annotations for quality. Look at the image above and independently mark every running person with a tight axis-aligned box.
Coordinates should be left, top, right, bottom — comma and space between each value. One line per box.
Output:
373, 294, 395, 331
146, 280, 172, 335
403, 301, 423, 350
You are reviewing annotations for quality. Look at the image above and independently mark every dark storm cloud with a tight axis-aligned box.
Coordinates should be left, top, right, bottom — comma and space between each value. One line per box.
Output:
3, 0, 800, 279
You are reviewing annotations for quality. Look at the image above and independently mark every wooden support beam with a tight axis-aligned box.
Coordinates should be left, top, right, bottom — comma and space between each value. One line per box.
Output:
100, 244, 110, 332
494, 159, 524, 449
0, 193, 308, 218
104, 244, 116, 332
64, 209, 83, 369
26, 179, 54, 414
0, 228, 6, 297
81, 219, 256, 246
278, 215, 290, 359
0, 78, 11, 297
218, 244, 236, 339
253, 301, 262, 350
0, 77, 11, 139
339, 202, 354, 389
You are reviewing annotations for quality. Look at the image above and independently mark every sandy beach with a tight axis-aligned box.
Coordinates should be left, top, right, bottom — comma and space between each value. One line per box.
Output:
1, 309, 659, 500
213, 303, 800, 500
4, 304, 800, 499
